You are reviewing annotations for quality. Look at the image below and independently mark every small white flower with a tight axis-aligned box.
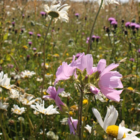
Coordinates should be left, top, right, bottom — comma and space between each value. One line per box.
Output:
36, 78, 43, 82
85, 124, 92, 133
19, 93, 40, 106
59, 91, 70, 97
11, 105, 26, 115
31, 101, 59, 115
9, 89, 19, 99
20, 70, 36, 79
60, 118, 68, 125
45, 73, 53, 78
46, 131, 59, 140
0, 100, 9, 111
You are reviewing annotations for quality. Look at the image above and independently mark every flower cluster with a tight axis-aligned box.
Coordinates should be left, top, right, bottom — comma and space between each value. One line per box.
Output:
54, 52, 123, 102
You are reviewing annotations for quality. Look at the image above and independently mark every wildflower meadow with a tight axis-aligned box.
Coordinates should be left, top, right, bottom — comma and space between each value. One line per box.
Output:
0, 0, 140, 140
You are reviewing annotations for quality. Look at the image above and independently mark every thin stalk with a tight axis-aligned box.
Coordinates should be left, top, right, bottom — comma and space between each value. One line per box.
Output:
41, 18, 53, 97
78, 84, 84, 140
0, 112, 8, 140
87, 0, 103, 53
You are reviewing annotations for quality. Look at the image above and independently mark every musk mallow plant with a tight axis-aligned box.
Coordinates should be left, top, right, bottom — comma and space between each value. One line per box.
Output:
54, 52, 123, 102
49, 52, 124, 139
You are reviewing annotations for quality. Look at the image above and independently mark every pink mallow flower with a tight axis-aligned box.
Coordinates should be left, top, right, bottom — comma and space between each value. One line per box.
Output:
97, 59, 123, 102
70, 52, 93, 75
68, 117, 78, 135
55, 53, 93, 84
43, 86, 65, 111
54, 62, 76, 85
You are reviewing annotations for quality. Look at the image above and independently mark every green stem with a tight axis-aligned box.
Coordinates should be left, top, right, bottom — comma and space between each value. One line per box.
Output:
78, 84, 84, 140
0, 112, 8, 140
42, 18, 53, 97
87, 0, 103, 53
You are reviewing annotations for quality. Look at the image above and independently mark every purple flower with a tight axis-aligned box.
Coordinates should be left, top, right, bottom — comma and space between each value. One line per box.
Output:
12, 22, 15, 26
135, 24, 140, 30
43, 86, 65, 110
138, 49, 140, 53
86, 37, 90, 43
130, 23, 137, 29
108, 17, 116, 22
29, 32, 33, 36
37, 34, 41, 38
28, 42, 32, 46
96, 59, 123, 102
21, 29, 24, 33
92, 35, 96, 41
33, 48, 37, 51
68, 117, 78, 135
75, 13, 79, 18
125, 22, 131, 27
129, 58, 134, 62
40, 11, 46, 16
111, 20, 118, 25
96, 36, 100, 42
22, 14, 25, 18
26, 55, 30, 61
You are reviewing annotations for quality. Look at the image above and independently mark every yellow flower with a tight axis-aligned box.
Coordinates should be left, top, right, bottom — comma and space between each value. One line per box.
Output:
69, 111, 73, 116
66, 53, 69, 56
83, 99, 88, 105
127, 87, 133, 91
70, 105, 78, 111
53, 54, 59, 57
23, 45, 28, 49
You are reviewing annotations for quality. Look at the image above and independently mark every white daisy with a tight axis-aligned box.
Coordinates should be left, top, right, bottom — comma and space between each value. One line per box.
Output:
9, 89, 19, 99
44, 0, 70, 22
60, 118, 68, 125
19, 93, 40, 106
0, 71, 11, 89
85, 124, 92, 133
11, 105, 26, 115
0, 100, 9, 111
45, 73, 53, 78
92, 106, 140, 140
20, 70, 36, 79
31, 101, 59, 115
59, 91, 70, 97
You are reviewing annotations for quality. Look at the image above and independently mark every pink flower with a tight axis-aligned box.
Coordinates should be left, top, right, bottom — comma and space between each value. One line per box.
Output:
71, 53, 93, 75
68, 117, 78, 135
54, 62, 76, 85
43, 86, 65, 110
55, 53, 93, 84
97, 59, 123, 102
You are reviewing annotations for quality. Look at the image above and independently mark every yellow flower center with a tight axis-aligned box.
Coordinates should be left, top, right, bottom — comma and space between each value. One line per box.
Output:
14, 109, 21, 113
106, 125, 126, 138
